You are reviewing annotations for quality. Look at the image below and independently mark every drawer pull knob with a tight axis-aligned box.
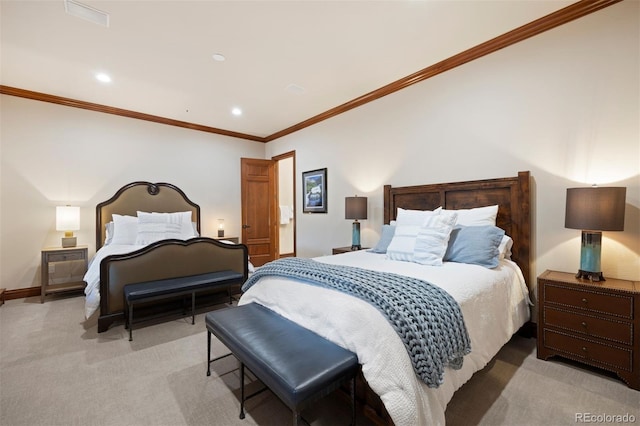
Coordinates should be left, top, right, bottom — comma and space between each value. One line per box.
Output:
582, 298, 588, 303
581, 322, 587, 327
582, 347, 587, 352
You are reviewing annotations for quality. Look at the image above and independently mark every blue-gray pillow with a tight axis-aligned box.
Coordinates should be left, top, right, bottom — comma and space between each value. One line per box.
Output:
369, 224, 396, 254
443, 225, 505, 268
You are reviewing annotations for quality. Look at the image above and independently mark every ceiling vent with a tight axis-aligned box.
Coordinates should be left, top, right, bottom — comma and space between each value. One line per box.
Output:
285, 84, 307, 95
64, 0, 109, 27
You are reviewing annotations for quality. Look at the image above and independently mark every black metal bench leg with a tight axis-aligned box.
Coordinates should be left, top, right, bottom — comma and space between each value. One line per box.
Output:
207, 331, 211, 376
351, 376, 356, 426
123, 294, 128, 330
239, 362, 246, 419
128, 302, 134, 341
191, 292, 195, 325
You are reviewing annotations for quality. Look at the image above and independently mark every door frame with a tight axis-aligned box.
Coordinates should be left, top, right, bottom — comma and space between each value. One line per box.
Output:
272, 150, 296, 258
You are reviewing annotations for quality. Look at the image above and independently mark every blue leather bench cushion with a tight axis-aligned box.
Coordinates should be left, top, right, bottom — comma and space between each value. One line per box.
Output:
206, 303, 358, 410
124, 270, 243, 302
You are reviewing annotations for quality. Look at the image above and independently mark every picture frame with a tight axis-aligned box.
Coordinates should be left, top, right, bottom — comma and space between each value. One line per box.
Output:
302, 168, 327, 213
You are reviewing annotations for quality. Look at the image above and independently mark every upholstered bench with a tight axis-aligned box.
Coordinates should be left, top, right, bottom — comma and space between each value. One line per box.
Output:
123, 270, 244, 341
206, 303, 358, 425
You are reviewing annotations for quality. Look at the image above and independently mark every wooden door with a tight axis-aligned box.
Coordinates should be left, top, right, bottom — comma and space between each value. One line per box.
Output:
241, 158, 278, 267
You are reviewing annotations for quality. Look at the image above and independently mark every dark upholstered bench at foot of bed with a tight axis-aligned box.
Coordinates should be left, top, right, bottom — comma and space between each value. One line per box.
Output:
206, 303, 359, 426
123, 270, 244, 341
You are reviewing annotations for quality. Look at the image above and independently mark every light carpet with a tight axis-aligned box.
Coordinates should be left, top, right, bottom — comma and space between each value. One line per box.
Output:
0, 295, 638, 425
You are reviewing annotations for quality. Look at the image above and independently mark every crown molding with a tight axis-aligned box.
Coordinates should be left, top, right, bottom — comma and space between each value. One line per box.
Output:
1, 0, 621, 144
0, 85, 266, 143
263, 0, 621, 142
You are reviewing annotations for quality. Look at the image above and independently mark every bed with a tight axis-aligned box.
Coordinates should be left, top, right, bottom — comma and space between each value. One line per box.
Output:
238, 171, 531, 425
84, 181, 249, 333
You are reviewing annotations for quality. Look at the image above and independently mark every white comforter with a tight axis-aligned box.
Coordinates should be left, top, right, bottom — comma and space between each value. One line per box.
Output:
239, 250, 530, 426
83, 244, 145, 318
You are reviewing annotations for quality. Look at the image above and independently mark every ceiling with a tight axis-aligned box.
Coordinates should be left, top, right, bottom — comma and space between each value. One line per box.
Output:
1, 0, 578, 140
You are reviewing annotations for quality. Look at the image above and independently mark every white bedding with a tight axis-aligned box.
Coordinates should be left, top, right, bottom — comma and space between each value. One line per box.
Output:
239, 250, 531, 426
83, 244, 145, 319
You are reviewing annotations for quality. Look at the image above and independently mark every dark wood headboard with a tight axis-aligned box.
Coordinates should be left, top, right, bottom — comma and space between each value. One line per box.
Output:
95, 182, 201, 250
383, 171, 531, 287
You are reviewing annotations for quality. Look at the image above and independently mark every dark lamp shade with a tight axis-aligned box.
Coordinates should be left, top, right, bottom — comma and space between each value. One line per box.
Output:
565, 187, 626, 231
345, 196, 367, 220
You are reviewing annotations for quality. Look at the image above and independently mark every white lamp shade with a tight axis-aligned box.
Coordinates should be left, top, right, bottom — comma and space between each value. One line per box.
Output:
56, 206, 80, 231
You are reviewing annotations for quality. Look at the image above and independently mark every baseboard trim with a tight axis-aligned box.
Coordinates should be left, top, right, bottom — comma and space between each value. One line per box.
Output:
3, 287, 40, 301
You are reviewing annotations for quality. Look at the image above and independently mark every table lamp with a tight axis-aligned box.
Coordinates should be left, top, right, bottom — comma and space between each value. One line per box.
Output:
217, 219, 225, 238
56, 206, 80, 248
565, 186, 626, 281
345, 196, 367, 250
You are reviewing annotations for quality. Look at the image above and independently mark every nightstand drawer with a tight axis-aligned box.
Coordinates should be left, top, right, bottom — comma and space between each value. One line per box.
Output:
543, 329, 632, 372
543, 307, 633, 345
48, 251, 85, 262
544, 284, 634, 319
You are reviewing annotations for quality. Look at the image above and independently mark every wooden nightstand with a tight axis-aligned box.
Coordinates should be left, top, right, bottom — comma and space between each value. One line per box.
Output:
214, 237, 239, 243
41, 246, 88, 303
332, 246, 369, 255
537, 270, 639, 390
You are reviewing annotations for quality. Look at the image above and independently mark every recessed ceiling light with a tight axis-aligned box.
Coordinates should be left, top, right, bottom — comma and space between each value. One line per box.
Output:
231, 107, 242, 116
95, 73, 111, 83
212, 53, 226, 62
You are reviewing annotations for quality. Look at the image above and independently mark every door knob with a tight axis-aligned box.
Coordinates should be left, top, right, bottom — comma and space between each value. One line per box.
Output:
242, 224, 251, 229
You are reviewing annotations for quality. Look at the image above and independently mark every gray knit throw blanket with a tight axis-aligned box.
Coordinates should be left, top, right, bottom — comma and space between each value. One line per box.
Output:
242, 257, 471, 388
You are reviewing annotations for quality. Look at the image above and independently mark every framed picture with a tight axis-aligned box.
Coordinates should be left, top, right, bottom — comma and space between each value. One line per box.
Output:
302, 168, 327, 213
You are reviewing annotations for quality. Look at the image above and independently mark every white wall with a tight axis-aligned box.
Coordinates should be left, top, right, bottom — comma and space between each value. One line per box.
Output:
0, 96, 265, 290
1, 2, 638, 294
266, 1, 639, 284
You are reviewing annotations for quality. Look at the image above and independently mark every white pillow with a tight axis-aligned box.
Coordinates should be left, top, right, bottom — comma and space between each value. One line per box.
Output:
137, 211, 195, 239
135, 211, 196, 245
135, 212, 182, 245
499, 235, 513, 260
111, 214, 138, 245
385, 225, 422, 262
387, 209, 442, 262
395, 207, 442, 226
104, 222, 114, 245
413, 211, 458, 266
443, 205, 498, 227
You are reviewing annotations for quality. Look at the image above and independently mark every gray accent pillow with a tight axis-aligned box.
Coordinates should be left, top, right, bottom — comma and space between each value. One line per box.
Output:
444, 225, 505, 268
369, 224, 396, 254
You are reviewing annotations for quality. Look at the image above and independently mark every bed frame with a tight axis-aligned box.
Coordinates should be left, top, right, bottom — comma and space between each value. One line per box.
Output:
354, 170, 532, 425
95, 182, 248, 333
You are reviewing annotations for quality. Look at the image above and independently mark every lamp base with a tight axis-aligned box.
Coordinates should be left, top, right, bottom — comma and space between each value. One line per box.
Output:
576, 270, 605, 282
351, 221, 361, 251
61, 237, 77, 248
577, 230, 604, 282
